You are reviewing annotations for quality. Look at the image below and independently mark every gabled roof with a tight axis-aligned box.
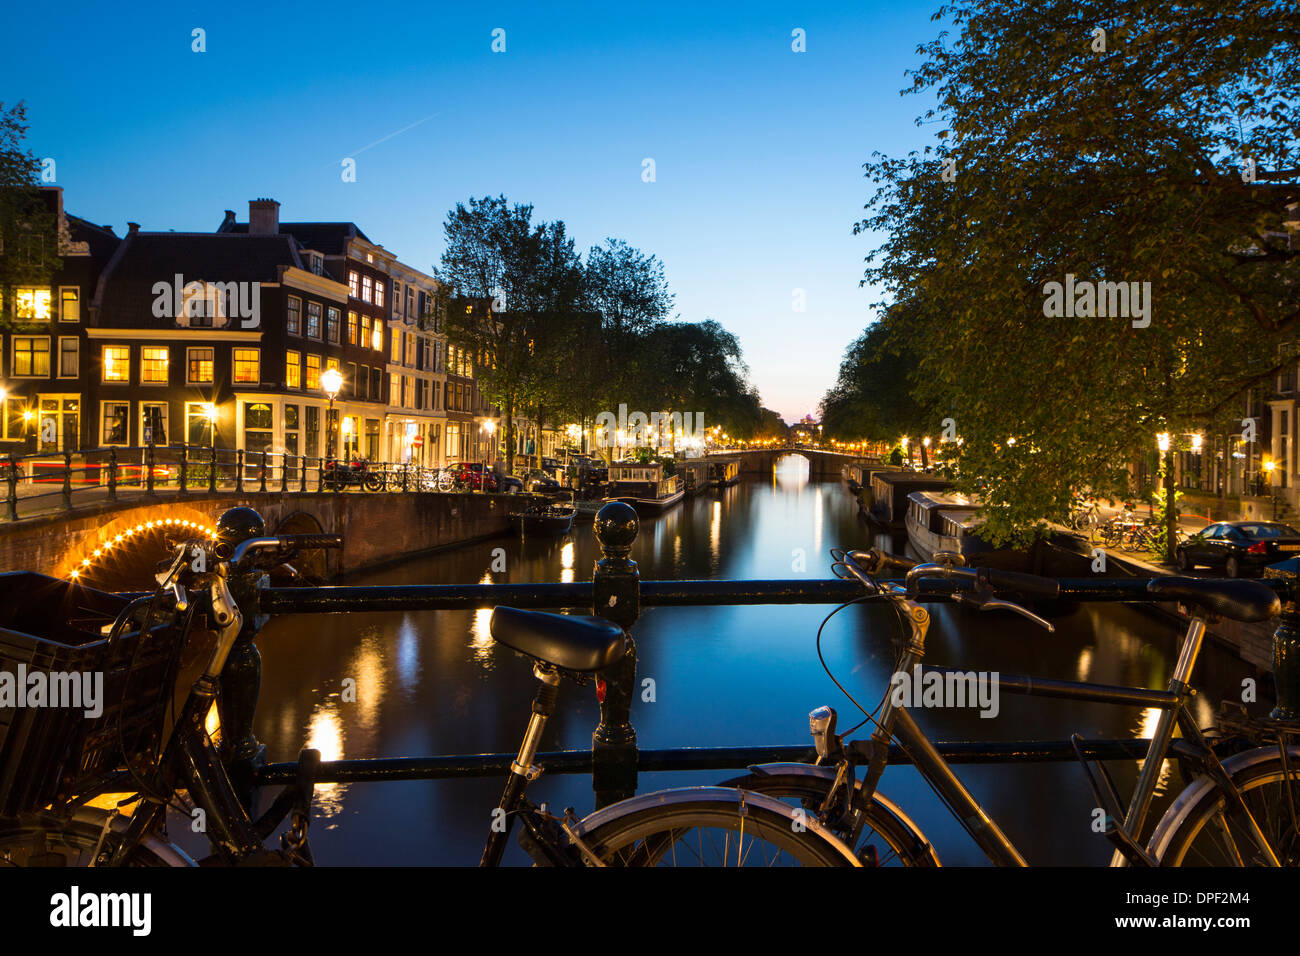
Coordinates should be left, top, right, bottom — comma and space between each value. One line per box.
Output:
65, 215, 120, 258
217, 220, 371, 256
96, 233, 301, 326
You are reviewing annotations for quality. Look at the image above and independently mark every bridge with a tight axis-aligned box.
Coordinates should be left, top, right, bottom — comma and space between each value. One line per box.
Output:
705, 445, 876, 479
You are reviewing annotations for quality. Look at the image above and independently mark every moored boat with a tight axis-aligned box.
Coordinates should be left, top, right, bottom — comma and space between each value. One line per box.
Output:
866, 472, 951, 532
511, 494, 577, 536
904, 490, 990, 562
708, 459, 740, 489
602, 462, 685, 513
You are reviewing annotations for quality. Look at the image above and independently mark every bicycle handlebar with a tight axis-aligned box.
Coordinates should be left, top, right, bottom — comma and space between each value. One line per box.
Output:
228, 534, 344, 568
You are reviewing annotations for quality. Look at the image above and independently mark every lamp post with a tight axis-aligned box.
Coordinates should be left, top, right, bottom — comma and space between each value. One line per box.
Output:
1156, 431, 1174, 557
482, 418, 496, 491
322, 367, 343, 461
1265, 458, 1278, 520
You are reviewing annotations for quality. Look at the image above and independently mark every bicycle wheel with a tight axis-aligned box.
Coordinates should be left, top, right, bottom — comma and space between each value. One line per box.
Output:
575, 787, 859, 866
1148, 746, 1300, 866
1099, 522, 1121, 548
0, 809, 193, 867
363, 472, 384, 492
1120, 528, 1143, 552
719, 764, 938, 866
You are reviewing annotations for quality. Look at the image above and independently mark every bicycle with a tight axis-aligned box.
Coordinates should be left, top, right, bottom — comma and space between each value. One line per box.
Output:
721, 548, 1298, 867
0, 518, 859, 867
1068, 495, 1103, 537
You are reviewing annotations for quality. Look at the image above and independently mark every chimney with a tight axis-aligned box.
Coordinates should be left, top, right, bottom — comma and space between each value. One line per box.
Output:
127, 222, 140, 235
222, 209, 236, 229
248, 198, 280, 235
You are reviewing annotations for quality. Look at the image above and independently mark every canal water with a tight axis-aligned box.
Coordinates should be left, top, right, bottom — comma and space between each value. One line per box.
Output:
224, 456, 1258, 865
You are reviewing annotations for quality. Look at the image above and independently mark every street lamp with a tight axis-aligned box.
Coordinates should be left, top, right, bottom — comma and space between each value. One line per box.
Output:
322, 367, 343, 460
203, 402, 217, 450
482, 419, 496, 490
1265, 458, 1278, 519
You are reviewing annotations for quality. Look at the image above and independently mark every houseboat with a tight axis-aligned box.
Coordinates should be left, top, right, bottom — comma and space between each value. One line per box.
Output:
865, 472, 952, 532
904, 490, 990, 563
511, 493, 577, 537
708, 459, 740, 489
681, 459, 712, 496
603, 462, 685, 513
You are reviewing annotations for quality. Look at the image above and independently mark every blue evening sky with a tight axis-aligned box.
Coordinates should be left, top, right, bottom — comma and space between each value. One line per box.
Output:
2, 1, 944, 423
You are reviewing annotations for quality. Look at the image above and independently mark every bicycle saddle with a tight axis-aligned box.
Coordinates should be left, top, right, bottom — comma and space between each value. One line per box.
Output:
489, 607, 626, 672
1146, 577, 1280, 623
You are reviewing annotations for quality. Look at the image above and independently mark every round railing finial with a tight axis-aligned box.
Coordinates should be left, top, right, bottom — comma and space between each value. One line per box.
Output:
594, 501, 638, 556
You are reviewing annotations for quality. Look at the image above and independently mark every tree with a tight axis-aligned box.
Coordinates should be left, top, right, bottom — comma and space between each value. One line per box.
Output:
435, 196, 582, 471
856, 0, 1300, 546
0, 102, 60, 329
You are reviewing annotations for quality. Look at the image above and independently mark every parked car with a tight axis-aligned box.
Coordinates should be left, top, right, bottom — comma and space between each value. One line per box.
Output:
523, 469, 562, 494
1175, 521, 1300, 577
451, 462, 496, 492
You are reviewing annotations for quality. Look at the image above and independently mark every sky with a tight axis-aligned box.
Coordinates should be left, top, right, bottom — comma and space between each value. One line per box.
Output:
2, 0, 943, 423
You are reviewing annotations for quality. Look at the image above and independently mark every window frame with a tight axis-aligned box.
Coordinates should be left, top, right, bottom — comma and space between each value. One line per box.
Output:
57, 336, 79, 379
100, 400, 132, 447
232, 347, 261, 385
12, 335, 52, 378
140, 345, 170, 386
101, 344, 130, 384
186, 346, 215, 385
58, 286, 80, 322
286, 295, 302, 336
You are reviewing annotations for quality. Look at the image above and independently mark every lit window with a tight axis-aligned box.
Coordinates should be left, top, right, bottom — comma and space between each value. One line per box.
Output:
188, 347, 214, 384
286, 350, 301, 388
58, 337, 78, 377
16, 288, 51, 320
59, 287, 80, 322
362, 276, 373, 303
13, 336, 51, 377
102, 402, 130, 445
372, 322, 383, 352
327, 307, 340, 343
347, 311, 358, 345
102, 345, 129, 382
348, 271, 359, 297
374, 280, 384, 308
141, 346, 169, 384
306, 301, 322, 338
287, 296, 301, 335
305, 354, 321, 391
233, 348, 260, 384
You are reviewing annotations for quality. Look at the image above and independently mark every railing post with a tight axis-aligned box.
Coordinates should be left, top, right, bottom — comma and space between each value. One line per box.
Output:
145, 440, 156, 494
107, 448, 118, 502
591, 501, 640, 808
318, 459, 326, 493
301, 456, 308, 494
61, 450, 73, 511
236, 449, 245, 493
179, 445, 188, 493
279, 452, 287, 493
402, 461, 409, 492
5, 454, 17, 521
209, 445, 217, 493
260, 451, 268, 493
1271, 567, 1300, 720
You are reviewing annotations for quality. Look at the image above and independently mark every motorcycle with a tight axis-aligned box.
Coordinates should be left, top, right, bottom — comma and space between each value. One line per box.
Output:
322, 458, 384, 492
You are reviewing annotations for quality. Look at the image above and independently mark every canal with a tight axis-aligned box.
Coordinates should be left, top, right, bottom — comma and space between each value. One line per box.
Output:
223, 455, 1260, 865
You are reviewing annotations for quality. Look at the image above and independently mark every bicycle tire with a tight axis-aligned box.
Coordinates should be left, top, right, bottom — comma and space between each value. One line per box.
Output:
574, 787, 859, 866
363, 473, 384, 492
0, 809, 193, 867
1147, 745, 1300, 866
719, 764, 939, 866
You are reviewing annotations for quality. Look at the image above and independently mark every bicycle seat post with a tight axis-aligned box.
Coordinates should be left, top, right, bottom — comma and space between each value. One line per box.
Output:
481, 662, 560, 867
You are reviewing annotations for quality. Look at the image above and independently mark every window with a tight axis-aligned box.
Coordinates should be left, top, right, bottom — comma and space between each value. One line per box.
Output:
371, 367, 382, 400
286, 349, 301, 388
326, 356, 339, 373
141, 346, 169, 384
405, 333, 416, 367
374, 280, 384, 308
360, 315, 371, 349
244, 402, 274, 459
102, 401, 130, 445
347, 362, 357, 397
348, 271, 359, 298
358, 365, 369, 399
186, 403, 215, 446
305, 354, 321, 391
305, 405, 319, 458
306, 301, 322, 339
59, 287, 80, 322
361, 276, 373, 303
16, 287, 51, 320
141, 403, 167, 445
327, 307, 341, 343
390, 373, 399, 406
187, 347, 214, 384
287, 296, 301, 335
347, 311, 358, 345
392, 281, 402, 317
391, 328, 403, 363
406, 288, 415, 323
233, 348, 260, 384
58, 337, 78, 378
372, 322, 383, 352
102, 344, 129, 382
311, 254, 324, 276
13, 336, 51, 377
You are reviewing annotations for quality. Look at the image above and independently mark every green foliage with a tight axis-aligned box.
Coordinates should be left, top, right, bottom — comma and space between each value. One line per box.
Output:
847, 0, 1299, 543
0, 102, 61, 328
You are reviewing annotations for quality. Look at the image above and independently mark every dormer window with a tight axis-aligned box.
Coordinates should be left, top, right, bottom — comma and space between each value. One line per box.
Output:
311, 254, 324, 276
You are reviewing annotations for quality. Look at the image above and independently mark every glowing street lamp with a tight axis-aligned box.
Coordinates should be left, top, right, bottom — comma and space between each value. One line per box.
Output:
1156, 432, 1171, 453
322, 367, 343, 459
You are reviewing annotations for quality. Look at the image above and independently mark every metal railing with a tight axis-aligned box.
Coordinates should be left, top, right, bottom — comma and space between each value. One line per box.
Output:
187, 503, 1300, 811
1, 443, 544, 521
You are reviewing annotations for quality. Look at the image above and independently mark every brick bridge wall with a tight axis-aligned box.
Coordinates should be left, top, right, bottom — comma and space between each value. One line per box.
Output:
0, 491, 515, 578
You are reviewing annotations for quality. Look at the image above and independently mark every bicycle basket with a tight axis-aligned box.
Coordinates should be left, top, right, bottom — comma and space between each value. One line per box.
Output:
0, 572, 185, 816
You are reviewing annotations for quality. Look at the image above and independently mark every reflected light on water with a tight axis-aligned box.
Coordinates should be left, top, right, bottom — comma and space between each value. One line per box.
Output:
560, 541, 575, 584
710, 501, 721, 569
471, 571, 495, 664
814, 490, 823, 554
307, 704, 346, 820
1134, 706, 1172, 794
396, 616, 421, 696
349, 632, 385, 733
774, 454, 810, 489
1076, 647, 1093, 682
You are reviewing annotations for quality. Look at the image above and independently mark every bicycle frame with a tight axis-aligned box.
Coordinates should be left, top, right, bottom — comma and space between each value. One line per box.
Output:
852, 592, 1281, 867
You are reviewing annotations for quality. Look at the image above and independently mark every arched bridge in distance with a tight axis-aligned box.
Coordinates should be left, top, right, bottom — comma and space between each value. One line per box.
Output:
704, 446, 874, 480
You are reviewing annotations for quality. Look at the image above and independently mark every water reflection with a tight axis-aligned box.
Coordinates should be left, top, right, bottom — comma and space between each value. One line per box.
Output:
245, 471, 1263, 865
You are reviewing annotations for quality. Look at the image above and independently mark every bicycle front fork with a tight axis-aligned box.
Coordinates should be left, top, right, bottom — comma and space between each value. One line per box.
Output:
480, 664, 560, 867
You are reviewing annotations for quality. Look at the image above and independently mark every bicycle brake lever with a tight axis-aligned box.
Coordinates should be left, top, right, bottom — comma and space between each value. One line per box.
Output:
971, 595, 1055, 632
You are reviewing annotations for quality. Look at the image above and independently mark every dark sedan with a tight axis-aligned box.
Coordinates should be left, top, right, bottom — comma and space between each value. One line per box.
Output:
1175, 521, 1300, 577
